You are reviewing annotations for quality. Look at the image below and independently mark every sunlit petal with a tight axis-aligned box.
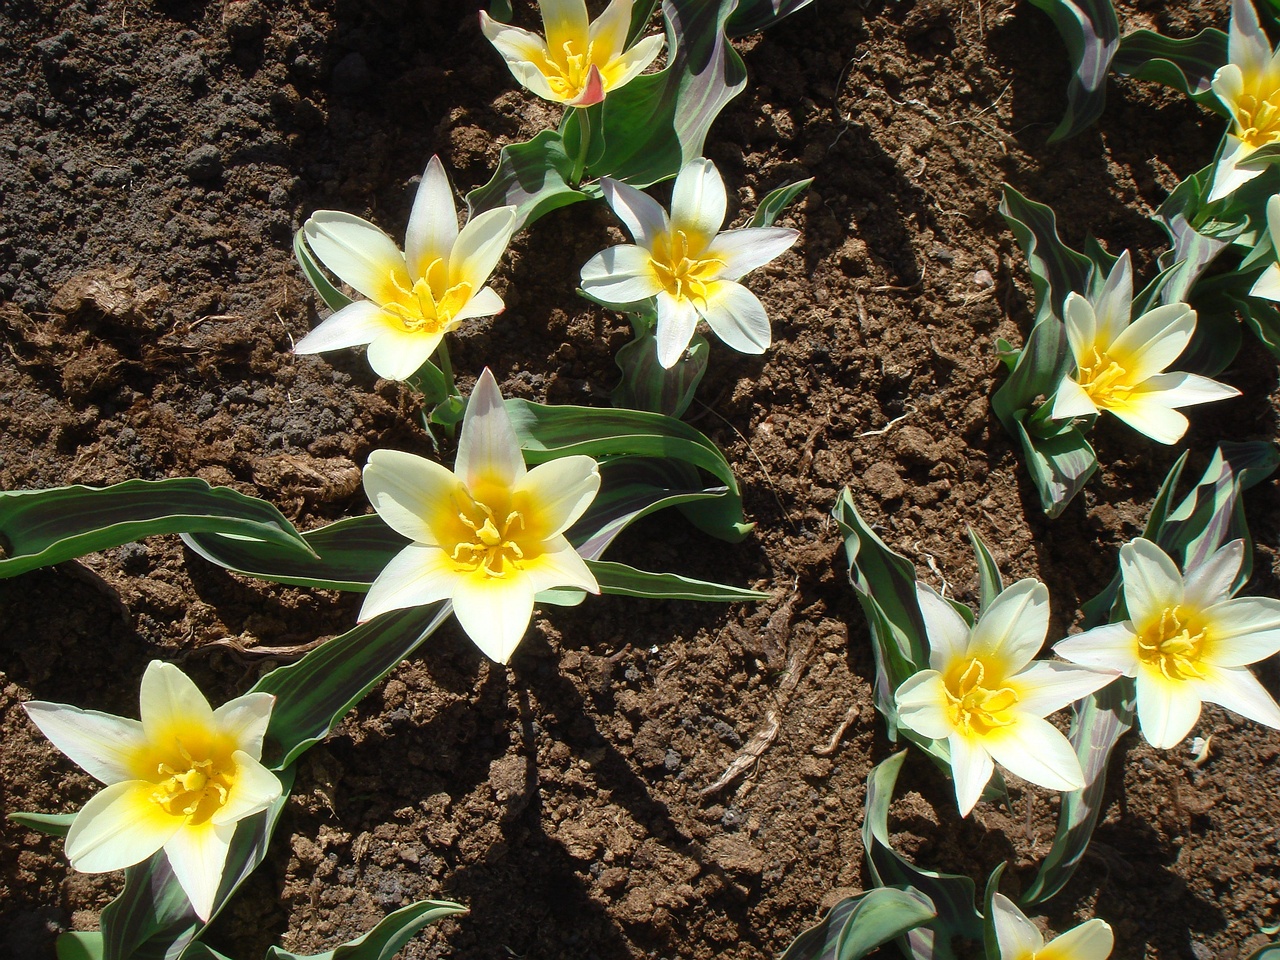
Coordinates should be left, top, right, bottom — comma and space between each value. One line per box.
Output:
1108, 303, 1193, 380
364, 449, 464, 545
1181, 539, 1244, 611
916, 584, 971, 671
707, 227, 799, 280
949, 734, 994, 817
1015, 661, 1118, 715
1250, 262, 1280, 302
405, 156, 459, 283
1106, 395, 1189, 445
164, 820, 235, 922
359, 544, 459, 623
1132, 372, 1240, 408
992, 893, 1045, 960
523, 536, 599, 595
1051, 376, 1100, 421
294, 300, 397, 355
516, 456, 601, 539
967, 578, 1049, 674
601, 178, 669, 249
588, 0, 633, 56
1063, 292, 1099, 362
894, 671, 953, 741
303, 211, 411, 306
984, 714, 1084, 791
1053, 623, 1140, 676
65, 779, 180, 873
1135, 667, 1202, 749
601, 33, 664, 92
212, 752, 280, 826
1203, 596, 1280, 664
1092, 251, 1133, 348
366, 327, 442, 382
1038, 918, 1115, 960
540, 0, 590, 57
654, 293, 700, 368
450, 206, 518, 291
1209, 135, 1262, 202
457, 368, 526, 490
452, 568, 537, 665
580, 245, 665, 305
450, 286, 506, 324
670, 158, 727, 245
22, 702, 146, 784
140, 662, 217, 752
1194, 663, 1280, 730
211, 694, 275, 763
699, 281, 771, 354
1119, 539, 1183, 623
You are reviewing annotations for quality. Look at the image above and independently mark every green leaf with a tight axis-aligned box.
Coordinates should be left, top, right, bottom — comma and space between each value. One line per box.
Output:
1147, 170, 1231, 309
980, 863, 1006, 960
265, 900, 467, 960
1009, 411, 1099, 519
9, 810, 76, 837
778, 887, 937, 960
998, 186, 1097, 323
749, 178, 813, 228
1026, 0, 1120, 142
586, 558, 768, 601
252, 605, 451, 770
863, 752, 984, 960
0, 478, 313, 579
726, 0, 815, 38
611, 327, 709, 418
57, 933, 105, 960
966, 529, 1003, 615
466, 130, 588, 229
1112, 27, 1229, 109
293, 228, 353, 313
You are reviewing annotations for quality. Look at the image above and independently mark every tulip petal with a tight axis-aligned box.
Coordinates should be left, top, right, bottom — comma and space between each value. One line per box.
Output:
360, 544, 459, 623
1135, 371, 1240, 409
1120, 539, 1183, 623
1250, 264, 1280, 302
916, 584, 971, 671
140, 662, 217, 754
670, 158, 727, 247
450, 206, 517, 291
23, 701, 147, 784
698, 281, 771, 355
949, 734, 994, 817
304, 212, 411, 306
1228, 0, 1271, 78
1195, 664, 1280, 730
480, 13, 552, 74
1182, 539, 1244, 611
1039, 919, 1114, 960
405, 156, 459, 283
1053, 623, 1140, 676
1106, 395, 1189, 445
164, 821, 235, 922
1051, 376, 1100, 421
893, 671, 953, 741
294, 300, 396, 355
212, 751, 281, 826
968, 578, 1049, 674
1014, 660, 1118, 715
602, 178, 669, 249
1204, 596, 1280, 664
523, 536, 599, 595
588, 0, 633, 57
654, 293, 700, 368
580, 244, 665, 305
211, 693, 275, 762
451, 567, 537, 664
1108, 303, 1194, 380
600, 33, 664, 92
1092, 251, 1133, 348
1063, 292, 1100, 362
1209, 134, 1263, 203
366, 328, 442, 382
450, 285, 506, 324
515, 455, 601, 539
65, 779, 181, 873
1135, 667, 1202, 748
707, 227, 799, 280
984, 714, 1084, 791
992, 894, 1045, 960
457, 368, 526, 490
364, 449, 464, 544
540, 0, 590, 59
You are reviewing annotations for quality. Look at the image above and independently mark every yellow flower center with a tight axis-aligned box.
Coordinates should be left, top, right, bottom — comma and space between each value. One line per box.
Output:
944, 658, 1020, 736
151, 744, 232, 825
1138, 605, 1207, 681
649, 230, 726, 305
384, 259, 472, 335
541, 39, 599, 102
450, 491, 528, 578
1076, 346, 1134, 409
1234, 83, 1280, 150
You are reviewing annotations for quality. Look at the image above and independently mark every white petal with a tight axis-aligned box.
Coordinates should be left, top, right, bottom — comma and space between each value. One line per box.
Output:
992, 893, 1045, 960
359, 544, 458, 623
588, 0, 634, 57
1135, 668, 1202, 749
916, 584, 972, 672
293, 300, 396, 355
670, 158, 727, 246
164, 822, 235, 922
212, 752, 281, 827
706, 227, 799, 281
457, 368, 526, 489
1040, 919, 1115, 960
515, 455, 601, 539
698, 281, 771, 355
540, 0, 590, 57
1051, 376, 1100, 421
1131, 372, 1240, 408
1228, 0, 1271, 78
1109, 303, 1194, 380
522, 536, 599, 595
23, 701, 146, 784
1208, 135, 1263, 203
1120, 539, 1183, 623
211, 693, 274, 762
580, 245, 665, 305
1182, 539, 1244, 611
1267, 194, 1280, 250
405, 156, 459, 283
451, 568, 537, 664
1204, 596, 1280, 664
1014, 661, 1118, 716
1063, 292, 1099, 361
949, 734, 994, 817
65, 779, 180, 873
600, 33, 664, 93
450, 206, 517, 291
1250, 263, 1280, 302
1092, 251, 1134, 348
601, 178, 669, 249
363, 448, 462, 544
366, 328, 441, 382
451, 286, 506, 324
303, 211, 410, 306
1194, 664, 1280, 730
894, 671, 954, 741
1106, 396, 1189, 445
984, 714, 1084, 791
480, 13, 552, 80
968, 578, 1049, 674
653, 293, 700, 368
1053, 623, 1140, 676
139, 662, 216, 749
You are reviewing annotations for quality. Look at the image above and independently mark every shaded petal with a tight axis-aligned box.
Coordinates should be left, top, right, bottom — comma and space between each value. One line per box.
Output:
450, 285, 506, 324
211, 693, 274, 762
293, 300, 396, 355
1203, 596, 1280, 664
457, 368, 526, 489
1051, 376, 1100, 421
1015, 661, 1119, 716
916, 584, 971, 672
23, 701, 146, 784
359, 544, 459, 623
450, 207, 517, 291
580, 244, 665, 305
452, 568, 537, 664
140, 662, 216, 750
948, 734, 994, 817
968, 578, 1049, 674
366, 328, 441, 382
1182, 539, 1244, 611
65, 779, 180, 873
894, 671, 953, 741
540, 0, 590, 58
984, 714, 1084, 791
698, 281, 771, 355
515, 455, 601, 539
304, 212, 410, 306
1119, 539, 1183, 624
1208, 135, 1263, 203
1195, 664, 1280, 730
1092, 251, 1134, 348
1063, 292, 1100, 363
706, 227, 799, 281
1108, 303, 1194, 380
164, 821, 235, 922
1268, 193, 1280, 250
992, 893, 1045, 960
405, 156, 459, 283
1106, 395, 1189, 445
522, 536, 599, 595
670, 158, 726, 246
363, 448, 463, 544
601, 178, 668, 249
506, 57, 560, 103
1053, 623, 1140, 676
1039, 919, 1115, 960
654, 293, 700, 368
211, 751, 280, 826
1135, 667, 1202, 749
1250, 263, 1280, 302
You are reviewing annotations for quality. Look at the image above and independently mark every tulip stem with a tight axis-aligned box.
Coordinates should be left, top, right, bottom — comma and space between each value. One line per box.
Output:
570, 107, 592, 186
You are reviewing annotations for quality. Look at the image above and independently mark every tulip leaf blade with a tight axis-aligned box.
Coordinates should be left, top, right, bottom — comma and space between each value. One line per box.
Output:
726, 0, 815, 38
778, 886, 937, 960
9, 810, 77, 836
1026, 0, 1120, 142
263, 900, 468, 960
586, 559, 768, 601
293, 228, 353, 313
999, 185, 1098, 323
966, 528, 1004, 616
612, 323, 710, 418
1111, 26, 1228, 109
750, 178, 813, 228
0, 478, 313, 579
466, 129, 587, 231
57, 933, 105, 960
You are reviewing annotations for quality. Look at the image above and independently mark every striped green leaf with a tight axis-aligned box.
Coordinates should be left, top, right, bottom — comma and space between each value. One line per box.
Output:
587, 559, 768, 601
1027, 0, 1120, 142
1112, 27, 1228, 110
779, 887, 936, 960
749, 178, 813, 228
57, 933, 104, 960
465, 130, 587, 231
293, 228, 353, 313
9, 810, 76, 837
727, 0, 814, 37
999, 185, 1098, 323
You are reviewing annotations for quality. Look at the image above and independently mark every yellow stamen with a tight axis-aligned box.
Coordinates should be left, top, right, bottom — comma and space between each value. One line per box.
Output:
151, 743, 233, 824
538, 38, 599, 102
1233, 80, 1280, 150
451, 493, 528, 578
383, 259, 472, 335
944, 658, 1020, 736
649, 230, 727, 306
1076, 346, 1134, 409
1138, 605, 1208, 681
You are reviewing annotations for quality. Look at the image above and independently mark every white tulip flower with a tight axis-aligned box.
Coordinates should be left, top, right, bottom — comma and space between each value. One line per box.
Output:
1249, 194, 1280, 301
992, 893, 1114, 960
480, 0, 664, 107
295, 156, 517, 381
1050, 253, 1239, 444
1054, 538, 1280, 749
23, 662, 281, 922
580, 158, 800, 368
1209, 0, 1280, 201
361, 368, 600, 664
895, 579, 1116, 817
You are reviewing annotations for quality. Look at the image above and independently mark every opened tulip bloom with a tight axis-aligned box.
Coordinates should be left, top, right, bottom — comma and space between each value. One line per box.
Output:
1054, 538, 1280, 749
295, 156, 517, 381
1209, 0, 1280, 201
361, 369, 600, 663
1249, 194, 1280, 301
1049, 253, 1238, 444
580, 158, 799, 368
480, 0, 663, 107
992, 893, 1114, 960
23, 661, 281, 921
894, 579, 1115, 816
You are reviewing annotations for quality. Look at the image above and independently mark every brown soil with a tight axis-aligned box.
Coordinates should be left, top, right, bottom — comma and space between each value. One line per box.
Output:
2, 1, 1279, 958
